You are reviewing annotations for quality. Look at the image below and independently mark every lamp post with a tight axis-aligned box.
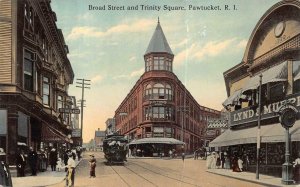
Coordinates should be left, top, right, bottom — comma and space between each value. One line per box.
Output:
278, 104, 297, 185
256, 74, 262, 180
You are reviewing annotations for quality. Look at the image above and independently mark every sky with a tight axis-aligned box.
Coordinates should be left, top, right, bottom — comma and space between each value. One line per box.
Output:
51, 0, 280, 143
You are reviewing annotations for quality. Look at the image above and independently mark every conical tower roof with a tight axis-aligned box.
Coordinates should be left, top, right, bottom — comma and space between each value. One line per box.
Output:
145, 20, 173, 55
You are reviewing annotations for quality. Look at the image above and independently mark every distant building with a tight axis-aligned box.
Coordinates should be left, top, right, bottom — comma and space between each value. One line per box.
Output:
105, 118, 116, 135
94, 128, 105, 150
114, 20, 220, 153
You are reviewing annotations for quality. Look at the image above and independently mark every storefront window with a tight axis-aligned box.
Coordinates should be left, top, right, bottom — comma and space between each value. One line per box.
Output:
18, 112, 28, 138
0, 110, 7, 135
293, 61, 300, 93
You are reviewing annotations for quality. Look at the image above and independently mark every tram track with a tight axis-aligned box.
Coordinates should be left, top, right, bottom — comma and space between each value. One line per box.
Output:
129, 160, 226, 187
108, 163, 158, 187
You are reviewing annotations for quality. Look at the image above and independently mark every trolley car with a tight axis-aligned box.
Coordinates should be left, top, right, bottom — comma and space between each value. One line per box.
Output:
103, 134, 128, 164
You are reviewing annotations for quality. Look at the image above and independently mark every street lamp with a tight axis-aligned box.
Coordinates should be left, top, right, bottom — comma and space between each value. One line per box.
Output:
278, 104, 297, 185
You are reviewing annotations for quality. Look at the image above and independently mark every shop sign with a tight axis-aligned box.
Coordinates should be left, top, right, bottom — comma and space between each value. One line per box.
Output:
206, 130, 215, 136
59, 108, 80, 114
150, 100, 167, 105
72, 129, 81, 137
230, 93, 300, 127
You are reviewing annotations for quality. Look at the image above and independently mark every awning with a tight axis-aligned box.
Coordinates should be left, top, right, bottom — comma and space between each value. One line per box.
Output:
242, 61, 287, 93
209, 120, 300, 147
128, 138, 185, 145
294, 71, 300, 81
222, 89, 243, 106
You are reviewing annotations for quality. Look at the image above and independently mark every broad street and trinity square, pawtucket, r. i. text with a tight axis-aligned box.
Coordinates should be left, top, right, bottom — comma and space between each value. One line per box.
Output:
88, 4, 238, 11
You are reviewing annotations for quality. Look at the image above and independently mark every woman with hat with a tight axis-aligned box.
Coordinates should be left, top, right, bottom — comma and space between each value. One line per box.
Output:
66, 151, 76, 187
89, 154, 96, 178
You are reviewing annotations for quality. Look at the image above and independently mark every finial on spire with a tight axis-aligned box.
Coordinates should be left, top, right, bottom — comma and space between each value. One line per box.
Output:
158, 17, 160, 24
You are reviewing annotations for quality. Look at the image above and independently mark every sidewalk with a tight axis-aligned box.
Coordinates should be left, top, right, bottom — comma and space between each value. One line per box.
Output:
207, 168, 300, 187
12, 159, 81, 187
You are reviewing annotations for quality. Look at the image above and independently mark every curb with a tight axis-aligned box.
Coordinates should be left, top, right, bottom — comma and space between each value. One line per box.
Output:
206, 170, 281, 187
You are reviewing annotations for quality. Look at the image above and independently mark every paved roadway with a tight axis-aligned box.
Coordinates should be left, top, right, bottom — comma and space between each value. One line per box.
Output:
50, 151, 264, 187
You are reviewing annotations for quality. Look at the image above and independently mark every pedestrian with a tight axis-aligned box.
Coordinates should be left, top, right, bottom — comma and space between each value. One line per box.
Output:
56, 158, 63, 172
76, 147, 81, 161
64, 150, 69, 172
66, 152, 76, 187
194, 149, 198, 160
220, 152, 225, 169
181, 152, 185, 162
216, 152, 221, 169
206, 152, 213, 169
16, 150, 26, 177
238, 157, 243, 172
224, 152, 230, 169
71, 149, 76, 160
293, 153, 300, 184
89, 154, 96, 178
211, 152, 216, 169
169, 150, 173, 159
0, 148, 12, 186
49, 148, 58, 171
28, 147, 38, 176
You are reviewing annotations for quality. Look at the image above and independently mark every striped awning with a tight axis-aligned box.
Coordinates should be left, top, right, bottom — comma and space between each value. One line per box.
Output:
209, 120, 300, 147
222, 89, 243, 106
242, 61, 287, 93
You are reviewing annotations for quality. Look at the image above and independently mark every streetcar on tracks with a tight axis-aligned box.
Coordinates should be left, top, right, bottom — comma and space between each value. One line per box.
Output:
103, 133, 128, 165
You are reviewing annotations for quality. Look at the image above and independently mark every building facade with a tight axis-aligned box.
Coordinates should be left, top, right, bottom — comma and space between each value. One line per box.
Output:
211, 0, 300, 177
114, 20, 220, 153
0, 0, 75, 164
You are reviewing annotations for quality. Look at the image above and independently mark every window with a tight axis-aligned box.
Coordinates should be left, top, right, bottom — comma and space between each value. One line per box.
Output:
293, 61, 300, 93
43, 76, 50, 105
269, 82, 285, 101
24, 50, 34, 91
143, 106, 174, 121
24, 3, 34, 32
57, 95, 63, 110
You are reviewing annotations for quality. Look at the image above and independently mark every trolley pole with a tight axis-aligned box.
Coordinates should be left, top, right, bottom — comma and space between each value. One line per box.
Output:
256, 74, 262, 180
76, 78, 91, 146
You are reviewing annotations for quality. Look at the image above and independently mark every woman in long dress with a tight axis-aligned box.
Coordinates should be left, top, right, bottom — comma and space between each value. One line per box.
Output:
293, 154, 300, 183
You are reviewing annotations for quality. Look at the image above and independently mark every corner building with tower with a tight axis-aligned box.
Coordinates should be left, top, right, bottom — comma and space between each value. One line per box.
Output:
114, 20, 221, 154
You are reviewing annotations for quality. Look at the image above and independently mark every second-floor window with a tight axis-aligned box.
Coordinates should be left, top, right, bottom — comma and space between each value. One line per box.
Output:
57, 95, 63, 110
43, 76, 50, 105
24, 50, 34, 92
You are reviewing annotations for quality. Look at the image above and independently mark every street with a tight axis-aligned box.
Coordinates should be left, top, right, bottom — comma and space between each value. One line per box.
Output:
50, 152, 264, 187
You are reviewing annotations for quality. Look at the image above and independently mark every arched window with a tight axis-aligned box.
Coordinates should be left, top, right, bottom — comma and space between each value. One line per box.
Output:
152, 83, 164, 100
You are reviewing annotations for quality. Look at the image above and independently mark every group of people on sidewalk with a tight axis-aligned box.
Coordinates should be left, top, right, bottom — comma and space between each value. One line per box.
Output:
206, 151, 300, 184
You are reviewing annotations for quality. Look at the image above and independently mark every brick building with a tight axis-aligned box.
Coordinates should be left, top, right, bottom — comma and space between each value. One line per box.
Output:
114, 20, 220, 153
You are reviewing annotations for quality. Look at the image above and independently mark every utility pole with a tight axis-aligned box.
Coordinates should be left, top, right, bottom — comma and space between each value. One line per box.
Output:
76, 79, 91, 146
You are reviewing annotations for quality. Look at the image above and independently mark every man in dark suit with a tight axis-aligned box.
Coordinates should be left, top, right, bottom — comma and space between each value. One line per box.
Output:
16, 150, 26, 177
28, 147, 38, 176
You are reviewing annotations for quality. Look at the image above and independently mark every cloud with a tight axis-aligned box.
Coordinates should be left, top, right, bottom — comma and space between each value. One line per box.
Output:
67, 19, 155, 40
237, 39, 248, 49
171, 38, 188, 50
113, 68, 144, 80
91, 75, 104, 83
174, 38, 240, 67
130, 68, 144, 77
129, 56, 136, 62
